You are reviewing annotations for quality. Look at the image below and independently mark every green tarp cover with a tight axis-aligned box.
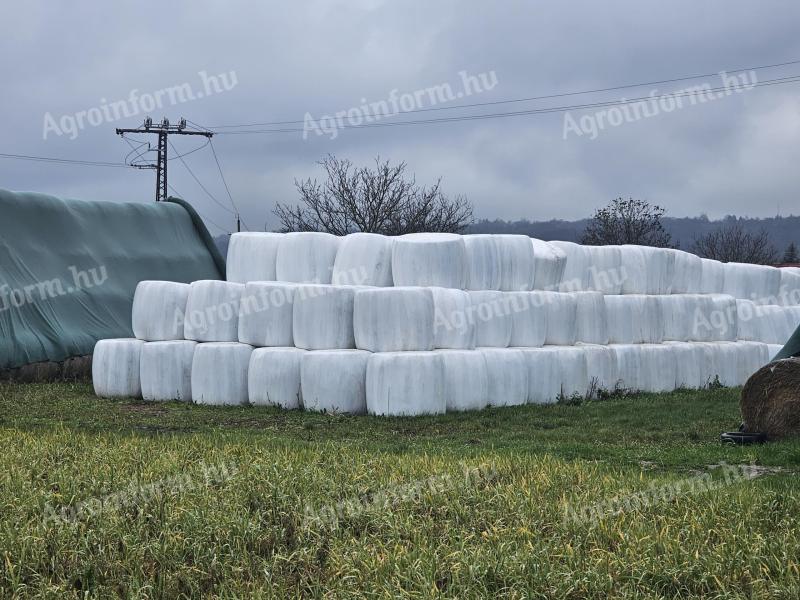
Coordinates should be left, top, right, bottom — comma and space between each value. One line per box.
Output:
0, 189, 224, 369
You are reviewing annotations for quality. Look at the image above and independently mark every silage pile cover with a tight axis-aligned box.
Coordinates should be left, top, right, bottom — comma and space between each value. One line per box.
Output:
0, 190, 223, 370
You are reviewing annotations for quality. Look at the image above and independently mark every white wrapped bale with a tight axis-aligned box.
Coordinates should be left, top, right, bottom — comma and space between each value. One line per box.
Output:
481, 348, 529, 407
704, 342, 740, 387
366, 351, 445, 416
468, 291, 512, 347
292, 284, 356, 350
191, 342, 253, 406
463, 234, 501, 291
332, 232, 393, 287
610, 344, 643, 391
508, 292, 547, 347
669, 250, 703, 294
248, 347, 304, 409
436, 350, 488, 412
391, 233, 467, 289
778, 269, 800, 306
183, 280, 244, 342
735, 299, 760, 341
736, 301, 794, 344
140, 340, 197, 401
666, 342, 707, 389
638, 344, 677, 393
550, 241, 589, 292
735, 341, 769, 387
618, 245, 648, 294
519, 347, 560, 404
699, 258, 726, 294
723, 262, 781, 305
301, 350, 370, 414
530, 238, 567, 290
237, 282, 295, 347
583, 245, 623, 294
353, 287, 434, 352
92, 338, 144, 398
226, 232, 282, 283
132, 281, 190, 341
541, 292, 578, 345
618, 246, 675, 295
431, 287, 476, 349
495, 234, 536, 291
767, 344, 783, 360
660, 295, 705, 342
275, 232, 340, 284
697, 295, 737, 342
605, 295, 663, 344
543, 345, 589, 399
581, 344, 619, 396
574, 292, 608, 345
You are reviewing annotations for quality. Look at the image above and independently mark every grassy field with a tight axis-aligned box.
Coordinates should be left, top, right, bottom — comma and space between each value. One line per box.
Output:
0, 383, 799, 598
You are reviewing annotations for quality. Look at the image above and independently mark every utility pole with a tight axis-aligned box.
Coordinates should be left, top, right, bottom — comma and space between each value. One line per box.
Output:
116, 117, 212, 202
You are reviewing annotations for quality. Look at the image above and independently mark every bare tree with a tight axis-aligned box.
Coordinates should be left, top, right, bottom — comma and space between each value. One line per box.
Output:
783, 242, 799, 263
690, 224, 777, 264
273, 155, 473, 235
581, 197, 672, 247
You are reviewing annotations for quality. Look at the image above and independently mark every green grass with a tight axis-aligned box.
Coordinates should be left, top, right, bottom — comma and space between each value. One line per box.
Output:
0, 382, 799, 598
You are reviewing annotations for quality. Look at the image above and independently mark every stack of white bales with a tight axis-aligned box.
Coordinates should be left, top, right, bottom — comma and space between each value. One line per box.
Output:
93, 232, 794, 413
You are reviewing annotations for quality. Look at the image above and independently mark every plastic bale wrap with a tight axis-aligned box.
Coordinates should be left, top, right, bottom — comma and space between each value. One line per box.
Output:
468, 291, 512, 347
301, 350, 370, 414
604, 295, 663, 344
735, 301, 793, 344
183, 280, 244, 342
699, 258, 726, 294
353, 287, 435, 352
550, 241, 589, 292
480, 348, 529, 407
226, 232, 282, 283
700, 295, 737, 342
520, 347, 560, 404
541, 292, 578, 345
618, 245, 648, 294
735, 299, 760, 341
191, 342, 253, 406
92, 338, 144, 398
530, 238, 567, 290
583, 245, 623, 294
543, 345, 589, 399
767, 343, 784, 360
660, 295, 698, 342
647, 247, 676, 295
610, 344, 643, 391
723, 262, 781, 305
275, 231, 340, 284
332, 232, 394, 287
237, 282, 295, 347
436, 350, 488, 412
140, 340, 197, 401
132, 281, 190, 341
366, 351, 445, 416
669, 249, 703, 294
580, 344, 619, 397
391, 233, 466, 289
431, 287, 476, 349
463, 234, 501, 291
665, 342, 707, 389
494, 234, 536, 291
508, 292, 547, 347
248, 347, 305, 409
638, 344, 678, 393
778, 269, 800, 306
735, 341, 769, 387
619, 246, 674, 295
704, 342, 740, 387
574, 291, 608, 345
292, 284, 356, 350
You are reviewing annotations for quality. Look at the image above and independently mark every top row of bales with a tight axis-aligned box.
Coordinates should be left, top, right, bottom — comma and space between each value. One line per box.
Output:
227, 232, 800, 303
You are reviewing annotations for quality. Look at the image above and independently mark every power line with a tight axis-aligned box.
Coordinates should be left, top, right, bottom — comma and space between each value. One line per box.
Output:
167, 183, 232, 234
0, 152, 130, 168
209, 139, 248, 231
167, 138, 235, 215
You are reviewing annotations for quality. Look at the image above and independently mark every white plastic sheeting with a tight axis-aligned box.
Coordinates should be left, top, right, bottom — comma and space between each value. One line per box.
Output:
183, 280, 244, 342
463, 235, 501, 290
237, 282, 295, 347
605, 295, 663, 344
436, 350, 488, 411
618, 246, 675, 295
332, 232, 394, 287
495, 235, 536, 291
735, 341, 769, 386
699, 259, 726, 294
248, 347, 304, 409
581, 344, 618, 396
723, 262, 781, 305
767, 343, 783, 360
292, 284, 356, 350
736, 301, 795, 344
520, 347, 560, 404
132, 281, 190, 341
508, 292, 547, 347
275, 232, 340, 284
301, 350, 370, 414
550, 241, 589, 292
583, 245, 623, 294
468, 291, 512, 347
431, 287, 476, 349
191, 342, 253, 406
703, 342, 740, 388
704, 295, 738, 342
778, 269, 800, 306
353, 287, 435, 351
660, 295, 706, 342
666, 342, 708, 389
366, 351, 445, 416
574, 292, 608, 345
391, 233, 467, 289
226, 232, 282, 283
92, 338, 144, 398
530, 238, 567, 291
542, 345, 589, 399
140, 340, 196, 401
481, 348, 529, 407
638, 344, 677, 393
669, 249, 703, 294
541, 292, 578, 346
610, 344, 643, 391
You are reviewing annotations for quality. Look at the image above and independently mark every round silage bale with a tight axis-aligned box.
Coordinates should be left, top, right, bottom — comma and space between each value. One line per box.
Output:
132, 281, 191, 341
92, 338, 144, 398
494, 234, 536, 291
366, 351, 445, 416
778, 269, 800, 306
248, 347, 305, 409
767, 343, 784, 360
431, 287, 476, 349
705, 341, 740, 387
669, 249, 703, 294
605, 294, 663, 344
463, 234, 501, 290
275, 231, 341, 284
618, 245, 648, 294
183, 280, 244, 342
583, 245, 623, 294
704, 295, 738, 342
226, 232, 282, 283
353, 287, 435, 352
544, 345, 589, 400
580, 344, 619, 397
480, 348, 529, 407
140, 340, 197, 401
292, 284, 356, 350
723, 262, 781, 305
530, 238, 567, 291
541, 291, 578, 345
574, 291, 608, 344
660, 295, 695, 342
508, 292, 547, 347
699, 258, 726, 294
610, 344, 643, 391
550, 241, 589, 292
468, 290, 512, 347
519, 347, 560, 404
638, 344, 678, 393
332, 232, 394, 287
237, 282, 296, 347
436, 349, 488, 412
391, 233, 467, 289
302, 349, 370, 414
646, 247, 676, 295
665, 342, 706, 389
191, 342, 253, 405
734, 341, 770, 387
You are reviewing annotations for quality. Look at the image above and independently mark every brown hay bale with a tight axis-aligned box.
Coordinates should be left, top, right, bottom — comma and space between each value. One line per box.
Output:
0, 355, 92, 383
741, 357, 800, 439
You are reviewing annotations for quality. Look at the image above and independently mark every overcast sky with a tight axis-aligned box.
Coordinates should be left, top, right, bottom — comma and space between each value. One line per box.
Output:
2, 1, 799, 234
